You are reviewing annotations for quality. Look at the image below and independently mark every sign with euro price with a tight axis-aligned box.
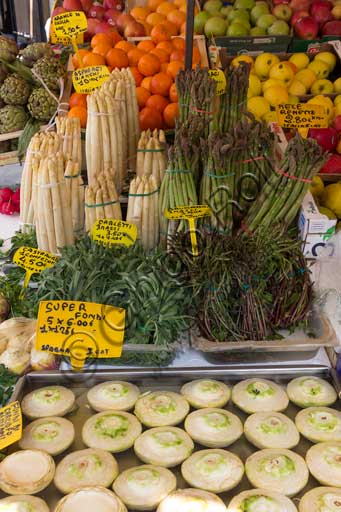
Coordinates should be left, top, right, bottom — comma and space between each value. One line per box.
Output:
208, 69, 226, 96
276, 103, 328, 130
91, 219, 137, 247
165, 205, 212, 256
51, 11, 87, 44
73, 66, 111, 94
13, 247, 58, 289
0, 402, 22, 451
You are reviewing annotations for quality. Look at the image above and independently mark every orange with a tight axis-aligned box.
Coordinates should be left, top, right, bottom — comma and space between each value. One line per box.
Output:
115, 41, 135, 53
91, 33, 113, 49
139, 107, 163, 130
170, 49, 185, 62
156, 2, 177, 16
106, 48, 129, 69
167, 60, 184, 79
136, 86, 151, 108
68, 106, 87, 129
163, 102, 178, 128
137, 40, 155, 52
151, 23, 172, 44
180, 21, 186, 34
172, 37, 185, 51
159, 20, 178, 36
167, 9, 186, 28
160, 62, 169, 72
169, 82, 178, 102
69, 92, 87, 109
127, 48, 147, 67
147, 0, 164, 11
109, 30, 123, 46
150, 71, 173, 96
192, 46, 201, 66
141, 76, 153, 91
137, 53, 161, 76
146, 12, 166, 26
82, 53, 106, 67
92, 43, 112, 58
150, 48, 169, 64
72, 49, 90, 69
174, 0, 184, 6
156, 40, 174, 55
146, 94, 169, 113
130, 67, 144, 86
179, 3, 198, 13
141, 21, 153, 35
130, 6, 151, 21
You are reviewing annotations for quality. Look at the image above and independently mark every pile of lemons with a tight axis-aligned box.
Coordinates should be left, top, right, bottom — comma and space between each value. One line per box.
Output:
311, 176, 341, 221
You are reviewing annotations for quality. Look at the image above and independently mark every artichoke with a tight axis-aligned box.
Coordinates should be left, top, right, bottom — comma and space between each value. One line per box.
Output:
0, 105, 28, 133
0, 36, 18, 62
32, 56, 65, 91
0, 74, 31, 106
19, 43, 54, 67
0, 64, 8, 85
28, 88, 57, 122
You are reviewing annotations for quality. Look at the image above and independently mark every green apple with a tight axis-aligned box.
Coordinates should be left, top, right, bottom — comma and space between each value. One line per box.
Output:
234, 0, 255, 9
204, 16, 227, 36
194, 11, 211, 34
237, 18, 251, 29
250, 26, 266, 34
204, 0, 223, 13
311, 79, 334, 95
251, 3, 270, 23
268, 19, 290, 35
221, 6, 233, 17
257, 13, 276, 29
227, 22, 250, 35
228, 8, 250, 22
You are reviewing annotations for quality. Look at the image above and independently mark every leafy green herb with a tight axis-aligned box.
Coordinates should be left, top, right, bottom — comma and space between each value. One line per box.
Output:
0, 364, 18, 408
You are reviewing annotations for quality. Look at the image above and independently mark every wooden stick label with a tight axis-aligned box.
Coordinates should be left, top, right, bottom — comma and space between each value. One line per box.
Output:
73, 66, 111, 94
36, 301, 125, 370
276, 103, 328, 129
0, 402, 22, 451
51, 11, 87, 44
92, 219, 137, 247
209, 69, 226, 96
165, 205, 211, 256
13, 247, 58, 288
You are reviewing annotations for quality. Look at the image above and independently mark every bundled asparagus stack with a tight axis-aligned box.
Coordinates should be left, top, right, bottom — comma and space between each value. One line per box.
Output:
136, 129, 167, 186
56, 116, 82, 167
127, 175, 159, 250
85, 171, 122, 232
35, 152, 74, 254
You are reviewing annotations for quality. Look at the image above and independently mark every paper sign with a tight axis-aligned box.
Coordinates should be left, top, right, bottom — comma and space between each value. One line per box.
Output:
51, 11, 87, 43
13, 247, 58, 288
209, 69, 226, 96
50, 26, 84, 46
0, 402, 22, 451
92, 219, 137, 247
73, 66, 111, 94
276, 103, 328, 129
165, 205, 211, 256
36, 301, 125, 370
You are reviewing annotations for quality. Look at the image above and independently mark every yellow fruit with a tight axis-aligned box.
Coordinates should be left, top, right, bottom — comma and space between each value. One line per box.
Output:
307, 94, 334, 121
248, 74, 262, 98
310, 175, 324, 199
269, 61, 295, 86
334, 78, 341, 94
308, 60, 330, 79
318, 206, 337, 220
334, 103, 341, 116
295, 69, 317, 89
335, 95, 341, 106
288, 79, 307, 96
314, 52, 337, 72
263, 111, 278, 123
254, 53, 280, 80
231, 55, 254, 69
321, 183, 341, 217
337, 138, 341, 155
289, 53, 310, 70
311, 79, 334, 95
288, 94, 299, 104
247, 96, 271, 120
264, 85, 289, 107
262, 78, 286, 92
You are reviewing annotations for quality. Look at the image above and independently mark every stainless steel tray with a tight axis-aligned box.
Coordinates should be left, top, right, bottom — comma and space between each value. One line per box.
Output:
5, 366, 341, 511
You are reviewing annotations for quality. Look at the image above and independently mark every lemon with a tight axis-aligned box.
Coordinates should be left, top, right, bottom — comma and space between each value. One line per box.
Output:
308, 60, 330, 79
318, 206, 337, 220
248, 74, 262, 97
295, 69, 317, 89
335, 95, 341, 106
314, 52, 337, 72
288, 94, 299, 104
264, 85, 289, 107
247, 96, 271, 119
310, 175, 324, 198
321, 183, 341, 217
289, 53, 310, 70
231, 55, 254, 69
269, 61, 295, 86
288, 79, 307, 96
262, 78, 286, 92
254, 53, 280, 80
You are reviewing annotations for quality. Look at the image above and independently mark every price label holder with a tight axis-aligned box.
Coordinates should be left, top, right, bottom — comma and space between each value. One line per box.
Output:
208, 69, 226, 96
73, 65, 111, 94
276, 103, 328, 131
50, 11, 87, 53
165, 205, 211, 256
36, 300, 126, 370
92, 219, 137, 247
13, 247, 58, 289
0, 401, 22, 451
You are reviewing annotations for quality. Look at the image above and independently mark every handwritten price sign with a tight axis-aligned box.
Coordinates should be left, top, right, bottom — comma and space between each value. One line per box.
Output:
13, 247, 58, 288
208, 69, 226, 96
51, 11, 87, 45
0, 402, 22, 450
92, 219, 137, 247
73, 66, 111, 94
165, 205, 211, 256
276, 103, 328, 130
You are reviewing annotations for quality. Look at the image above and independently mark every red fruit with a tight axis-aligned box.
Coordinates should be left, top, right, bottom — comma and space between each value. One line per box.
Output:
104, 0, 124, 10
321, 20, 341, 34
291, 9, 309, 23
273, 0, 290, 5
310, 0, 333, 14
52, 6, 67, 17
11, 188, 20, 202
320, 154, 341, 174
80, 0, 93, 12
88, 5, 106, 19
333, 115, 341, 133
294, 15, 319, 38
0, 188, 12, 203
116, 13, 135, 33
85, 17, 100, 38
124, 21, 146, 38
312, 6, 333, 26
63, 0, 82, 10
0, 200, 14, 215
308, 127, 338, 152
104, 8, 121, 25
289, 0, 311, 11
94, 21, 113, 33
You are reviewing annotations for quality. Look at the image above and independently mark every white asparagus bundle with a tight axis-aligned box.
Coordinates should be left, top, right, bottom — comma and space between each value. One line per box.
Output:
64, 160, 85, 237
56, 116, 82, 167
136, 129, 167, 186
84, 171, 122, 232
126, 175, 159, 250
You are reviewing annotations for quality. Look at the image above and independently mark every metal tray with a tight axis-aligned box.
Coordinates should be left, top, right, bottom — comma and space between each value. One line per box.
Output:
5, 366, 341, 511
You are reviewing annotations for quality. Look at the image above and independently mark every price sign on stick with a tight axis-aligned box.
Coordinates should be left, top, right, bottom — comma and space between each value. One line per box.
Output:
0, 402, 22, 451
36, 301, 126, 370
208, 69, 226, 96
51, 11, 87, 51
276, 103, 328, 130
165, 205, 212, 256
13, 247, 58, 289
73, 66, 111, 94
92, 219, 137, 247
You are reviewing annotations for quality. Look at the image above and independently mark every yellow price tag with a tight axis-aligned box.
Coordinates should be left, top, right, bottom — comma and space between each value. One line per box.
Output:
36, 301, 126, 370
0, 402, 22, 451
209, 69, 227, 96
165, 205, 211, 256
13, 247, 58, 289
276, 103, 328, 130
50, 26, 84, 46
92, 219, 137, 247
51, 11, 87, 43
73, 66, 111, 94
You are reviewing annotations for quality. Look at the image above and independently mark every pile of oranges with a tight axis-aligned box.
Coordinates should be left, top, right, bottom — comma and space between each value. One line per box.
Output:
130, 0, 199, 37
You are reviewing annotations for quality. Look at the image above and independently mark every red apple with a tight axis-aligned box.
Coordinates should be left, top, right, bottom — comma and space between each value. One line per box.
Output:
94, 21, 114, 33
124, 20, 146, 38
310, 0, 333, 13
312, 6, 333, 26
88, 5, 106, 19
320, 154, 341, 174
84, 16, 100, 38
294, 15, 319, 38
52, 6, 67, 17
104, 0, 124, 10
104, 8, 121, 25
333, 115, 341, 133
291, 9, 309, 24
289, 0, 311, 12
79, 0, 93, 12
308, 127, 338, 152
321, 19, 341, 34
273, 0, 290, 5
116, 13, 135, 33
63, 0, 83, 10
